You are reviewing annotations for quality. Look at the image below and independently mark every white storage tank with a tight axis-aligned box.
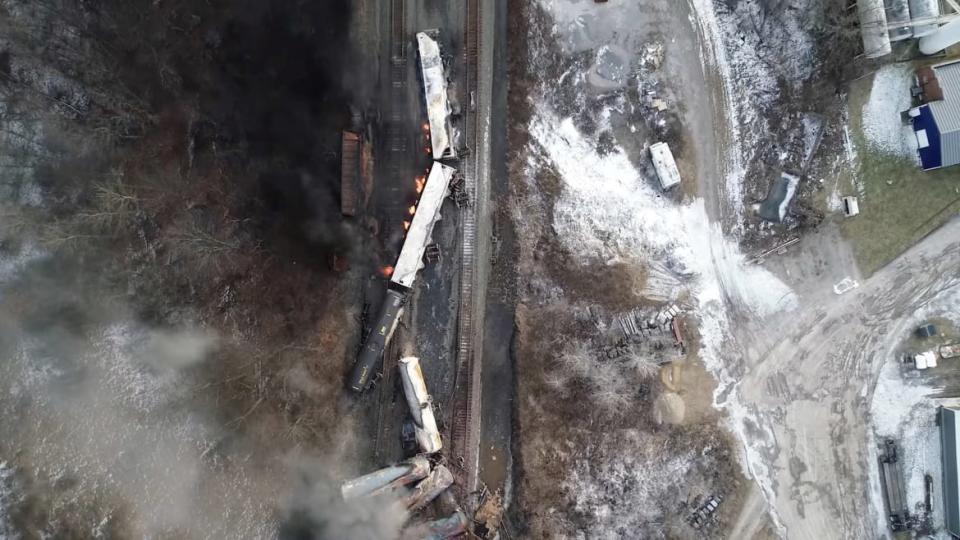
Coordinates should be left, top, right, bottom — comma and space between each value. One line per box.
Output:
921, 17, 960, 55
887, 0, 913, 41
859, 0, 893, 58
910, 0, 940, 38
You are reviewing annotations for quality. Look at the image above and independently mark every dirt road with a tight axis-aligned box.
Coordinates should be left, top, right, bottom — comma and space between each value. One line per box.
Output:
726, 217, 960, 538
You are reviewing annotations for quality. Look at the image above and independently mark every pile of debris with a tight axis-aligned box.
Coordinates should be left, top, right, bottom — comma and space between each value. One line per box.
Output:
342, 356, 497, 539
685, 493, 724, 531
341, 455, 468, 539
584, 303, 688, 370
615, 303, 684, 337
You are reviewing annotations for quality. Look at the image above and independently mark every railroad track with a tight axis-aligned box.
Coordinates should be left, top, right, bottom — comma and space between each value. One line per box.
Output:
449, 0, 482, 500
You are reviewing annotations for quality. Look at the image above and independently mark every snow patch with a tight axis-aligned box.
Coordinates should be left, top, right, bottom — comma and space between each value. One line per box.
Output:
868, 284, 960, 535
563, 431, 697, 532
531, 112, 798, 319
861, 65, 919, 159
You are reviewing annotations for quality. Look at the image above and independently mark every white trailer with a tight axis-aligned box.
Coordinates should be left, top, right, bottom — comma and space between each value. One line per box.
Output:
391, 163, 456, 289
916, 350, 939, 370
649, 142, 681, 190
417, 31, 458, 160
842, 196, 860, 217
399, 357, 443, 454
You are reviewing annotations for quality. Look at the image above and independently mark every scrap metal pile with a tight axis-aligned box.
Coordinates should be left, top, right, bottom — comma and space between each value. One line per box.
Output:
341, 29, 494, 539
342, 356, 468, 539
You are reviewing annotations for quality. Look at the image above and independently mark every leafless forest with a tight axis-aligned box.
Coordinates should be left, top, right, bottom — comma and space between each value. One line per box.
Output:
0, 0, 381, 537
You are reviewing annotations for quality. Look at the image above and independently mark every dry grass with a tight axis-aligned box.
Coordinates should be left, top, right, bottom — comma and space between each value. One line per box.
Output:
505, 2, 749, 537
840, 70, 960, 276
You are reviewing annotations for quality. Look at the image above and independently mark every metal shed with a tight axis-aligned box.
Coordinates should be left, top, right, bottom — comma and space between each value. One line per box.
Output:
912, 60, 960, 170
939, 406, 960, 537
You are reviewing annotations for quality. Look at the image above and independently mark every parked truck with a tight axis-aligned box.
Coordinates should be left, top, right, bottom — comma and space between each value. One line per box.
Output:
879, 439, 912, 532
940, 343, 960, 359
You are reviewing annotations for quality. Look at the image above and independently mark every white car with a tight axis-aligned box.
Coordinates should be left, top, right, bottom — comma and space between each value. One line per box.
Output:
833, 277, 860, 295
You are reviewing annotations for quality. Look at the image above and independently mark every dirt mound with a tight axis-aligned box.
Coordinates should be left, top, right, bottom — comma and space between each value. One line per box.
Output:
654, 391, 686, 425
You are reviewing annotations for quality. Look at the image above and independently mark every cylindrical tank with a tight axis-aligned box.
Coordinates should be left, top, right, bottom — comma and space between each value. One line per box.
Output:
399, 357, 443, 454
921, 17, 960, 55
910, 0, 941, 38
859, 0, 893, 58
341, 455, 431, 499
887, 0, 913, 41
348, 288, 407, 392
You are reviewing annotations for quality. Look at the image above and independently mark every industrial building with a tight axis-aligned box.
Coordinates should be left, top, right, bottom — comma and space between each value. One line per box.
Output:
912, 60, 960, 171
939, 406, 960, 537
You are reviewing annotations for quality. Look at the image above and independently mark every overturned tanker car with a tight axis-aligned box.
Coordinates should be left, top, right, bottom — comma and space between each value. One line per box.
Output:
348, 162, 458, 392
417, 30, 458, 161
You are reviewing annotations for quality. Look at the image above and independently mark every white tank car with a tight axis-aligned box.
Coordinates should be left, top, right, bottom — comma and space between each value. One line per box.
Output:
391, 162, 457, 289
399, 357, 443, 454
417, 31, 458, 160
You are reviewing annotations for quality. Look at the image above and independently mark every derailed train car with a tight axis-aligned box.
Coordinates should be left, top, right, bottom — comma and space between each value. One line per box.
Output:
416, 30, 458, 161
348, 163, 458, 392
349, 288, 406, 392
399, 356, 443, 453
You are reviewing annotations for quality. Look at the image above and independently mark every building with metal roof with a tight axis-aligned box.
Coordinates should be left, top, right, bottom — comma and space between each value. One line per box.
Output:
939, 406, 960, 537
912, 60, 960, 170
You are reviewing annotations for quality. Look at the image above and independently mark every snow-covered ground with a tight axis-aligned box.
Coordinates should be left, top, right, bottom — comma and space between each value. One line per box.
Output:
532, 113, 798, 320
528, 106, 796, 533
521, 0, 808, 534
861, 65, 920, 160
868, 285, 960, 538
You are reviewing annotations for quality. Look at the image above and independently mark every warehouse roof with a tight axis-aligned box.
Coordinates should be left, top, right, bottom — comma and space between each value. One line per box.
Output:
915, 60, 960, 170
929, 61, 960, 168
940, 407, 960, 537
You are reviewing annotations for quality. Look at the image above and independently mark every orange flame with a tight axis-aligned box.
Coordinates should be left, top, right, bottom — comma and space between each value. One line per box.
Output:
421, 122, 430, 132
380, 266, 394, 278
415, 176, 425, 194
408, 205, 416, 216
403, 221, 410, 230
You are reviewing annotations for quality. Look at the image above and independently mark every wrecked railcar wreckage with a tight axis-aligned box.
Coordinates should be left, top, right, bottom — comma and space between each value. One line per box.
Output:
347, 28, 462, 395
399, 357, 444, 454
348, 29, 462, 393
347, 162, 458, 392
417, 30, 459, 161
342, 28, 473, 539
